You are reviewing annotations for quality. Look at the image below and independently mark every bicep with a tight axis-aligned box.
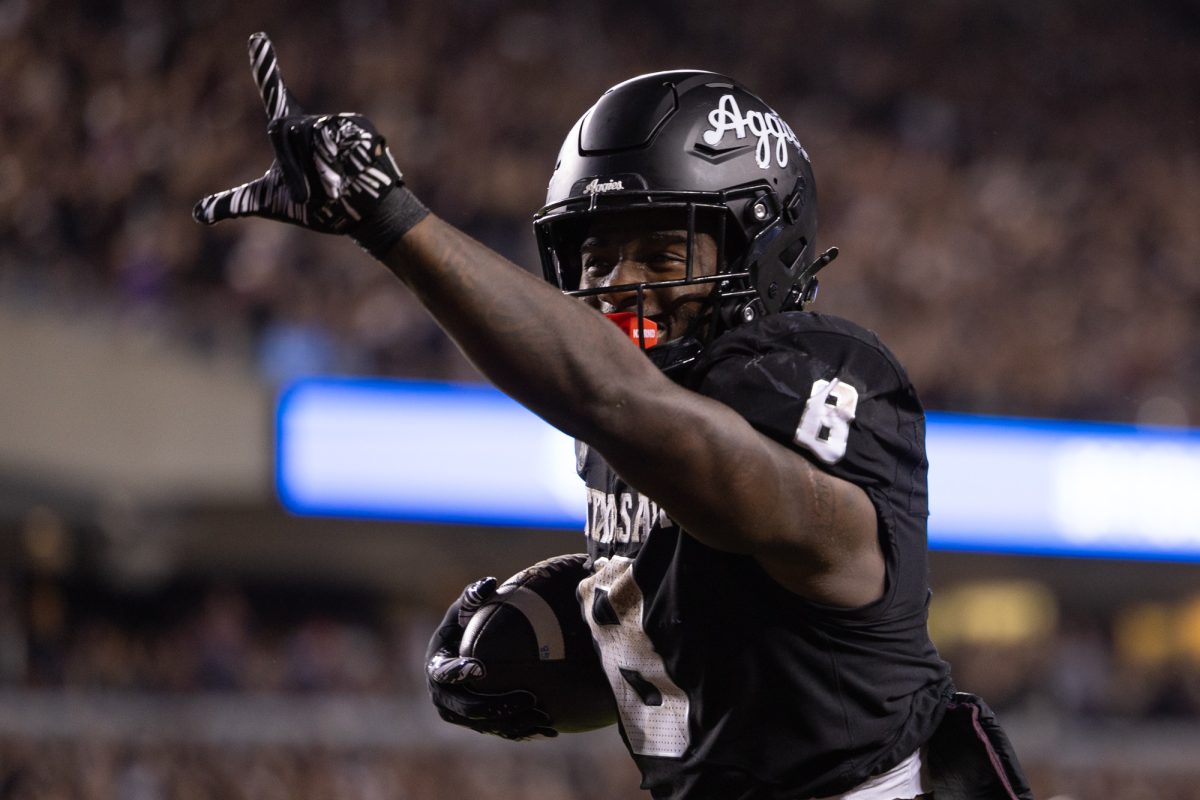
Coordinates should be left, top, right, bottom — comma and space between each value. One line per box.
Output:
588, 386, 883, 606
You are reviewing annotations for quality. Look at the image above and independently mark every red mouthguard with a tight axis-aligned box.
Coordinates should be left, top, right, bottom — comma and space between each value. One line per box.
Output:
606, 312, 659, 349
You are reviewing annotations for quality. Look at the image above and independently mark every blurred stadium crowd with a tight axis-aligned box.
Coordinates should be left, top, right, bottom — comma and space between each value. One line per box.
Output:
2, 570, 1200, 798
2, 0, 1199, 797
3, 575, 1199, 722
2, 0, 1197, 421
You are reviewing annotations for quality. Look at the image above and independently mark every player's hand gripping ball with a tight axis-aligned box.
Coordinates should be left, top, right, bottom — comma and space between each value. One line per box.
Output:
427, 554, 615, 738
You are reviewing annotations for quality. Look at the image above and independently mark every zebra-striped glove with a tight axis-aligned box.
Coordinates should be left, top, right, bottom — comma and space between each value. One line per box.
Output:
193, 32, 427, 257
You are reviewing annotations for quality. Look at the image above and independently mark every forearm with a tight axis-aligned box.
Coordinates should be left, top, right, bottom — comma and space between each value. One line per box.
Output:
377, 214, 666, 441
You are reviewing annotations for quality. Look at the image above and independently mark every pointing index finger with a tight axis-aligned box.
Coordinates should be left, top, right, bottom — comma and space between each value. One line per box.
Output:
247, 32, 296, 121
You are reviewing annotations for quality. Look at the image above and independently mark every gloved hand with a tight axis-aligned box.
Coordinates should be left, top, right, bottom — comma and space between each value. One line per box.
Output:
426, 577, 558, 740
193, 32, 428, 256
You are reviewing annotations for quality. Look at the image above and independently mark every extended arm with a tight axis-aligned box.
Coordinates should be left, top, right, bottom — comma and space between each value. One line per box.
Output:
194, 34, 882, 607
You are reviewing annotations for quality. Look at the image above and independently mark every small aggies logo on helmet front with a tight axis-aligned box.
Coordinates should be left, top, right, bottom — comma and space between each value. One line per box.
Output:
582, 178, 625, 195
702, 94, 803, 170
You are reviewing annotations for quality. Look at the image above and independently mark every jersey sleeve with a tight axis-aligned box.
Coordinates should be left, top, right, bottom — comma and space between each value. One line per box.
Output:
690, 311, 928, 517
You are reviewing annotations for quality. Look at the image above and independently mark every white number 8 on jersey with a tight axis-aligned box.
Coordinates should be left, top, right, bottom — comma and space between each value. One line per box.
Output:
579, 556, 691, 758
794, 378, 860, 464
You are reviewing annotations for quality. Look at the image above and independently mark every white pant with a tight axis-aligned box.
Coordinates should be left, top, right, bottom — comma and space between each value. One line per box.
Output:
817, 748, 928, 800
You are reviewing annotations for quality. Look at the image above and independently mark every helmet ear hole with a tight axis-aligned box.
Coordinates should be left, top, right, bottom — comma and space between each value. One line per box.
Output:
780, 237, 808, 271
784, 176, 808, 222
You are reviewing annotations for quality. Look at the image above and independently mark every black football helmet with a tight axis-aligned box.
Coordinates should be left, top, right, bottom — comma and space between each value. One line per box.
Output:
533, 70, 836, 368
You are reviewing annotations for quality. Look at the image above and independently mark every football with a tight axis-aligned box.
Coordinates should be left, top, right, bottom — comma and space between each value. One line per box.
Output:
459, 553, 616, 733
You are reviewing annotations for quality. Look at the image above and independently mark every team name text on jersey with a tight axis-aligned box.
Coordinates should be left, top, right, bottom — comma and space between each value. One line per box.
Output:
585, 488, 672, 545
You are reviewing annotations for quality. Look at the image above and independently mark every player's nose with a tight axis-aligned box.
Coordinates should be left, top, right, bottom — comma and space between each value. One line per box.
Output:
597, 259, 649, 313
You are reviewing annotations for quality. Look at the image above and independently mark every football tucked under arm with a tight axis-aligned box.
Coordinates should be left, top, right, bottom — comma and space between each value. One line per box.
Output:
426, 554, 616, 737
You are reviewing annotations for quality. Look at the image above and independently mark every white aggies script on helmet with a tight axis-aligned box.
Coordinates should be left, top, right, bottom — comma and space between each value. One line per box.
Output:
582, 178, 625, 195
702, 94, 803, 170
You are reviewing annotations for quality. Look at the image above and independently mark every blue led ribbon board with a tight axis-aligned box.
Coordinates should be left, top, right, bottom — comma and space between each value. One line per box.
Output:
277, 378, 1200, 560
277, 378, 582, 527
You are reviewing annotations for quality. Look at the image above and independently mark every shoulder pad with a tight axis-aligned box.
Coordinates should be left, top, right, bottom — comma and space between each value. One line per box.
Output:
693, 311, 924, 475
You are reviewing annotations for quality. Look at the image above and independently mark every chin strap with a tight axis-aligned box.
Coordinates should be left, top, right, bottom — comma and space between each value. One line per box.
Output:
646, 336, 705, 382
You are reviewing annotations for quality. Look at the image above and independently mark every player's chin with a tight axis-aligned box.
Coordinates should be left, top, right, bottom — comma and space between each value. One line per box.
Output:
657, 308, 701, 343
656, 325, 685, 345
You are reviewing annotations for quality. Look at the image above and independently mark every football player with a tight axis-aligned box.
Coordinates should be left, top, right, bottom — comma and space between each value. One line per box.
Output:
196, 34, 1032, 800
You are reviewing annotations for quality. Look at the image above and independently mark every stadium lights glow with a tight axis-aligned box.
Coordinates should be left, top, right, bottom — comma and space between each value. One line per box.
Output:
277, 378, 1200, 561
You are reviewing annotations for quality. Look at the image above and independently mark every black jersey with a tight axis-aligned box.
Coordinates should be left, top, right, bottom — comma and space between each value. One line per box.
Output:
575, 311, 952, 800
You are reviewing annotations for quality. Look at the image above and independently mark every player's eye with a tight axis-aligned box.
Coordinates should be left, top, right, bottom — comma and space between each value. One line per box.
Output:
647, 252, 685, 271
582, 255, 613, 275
